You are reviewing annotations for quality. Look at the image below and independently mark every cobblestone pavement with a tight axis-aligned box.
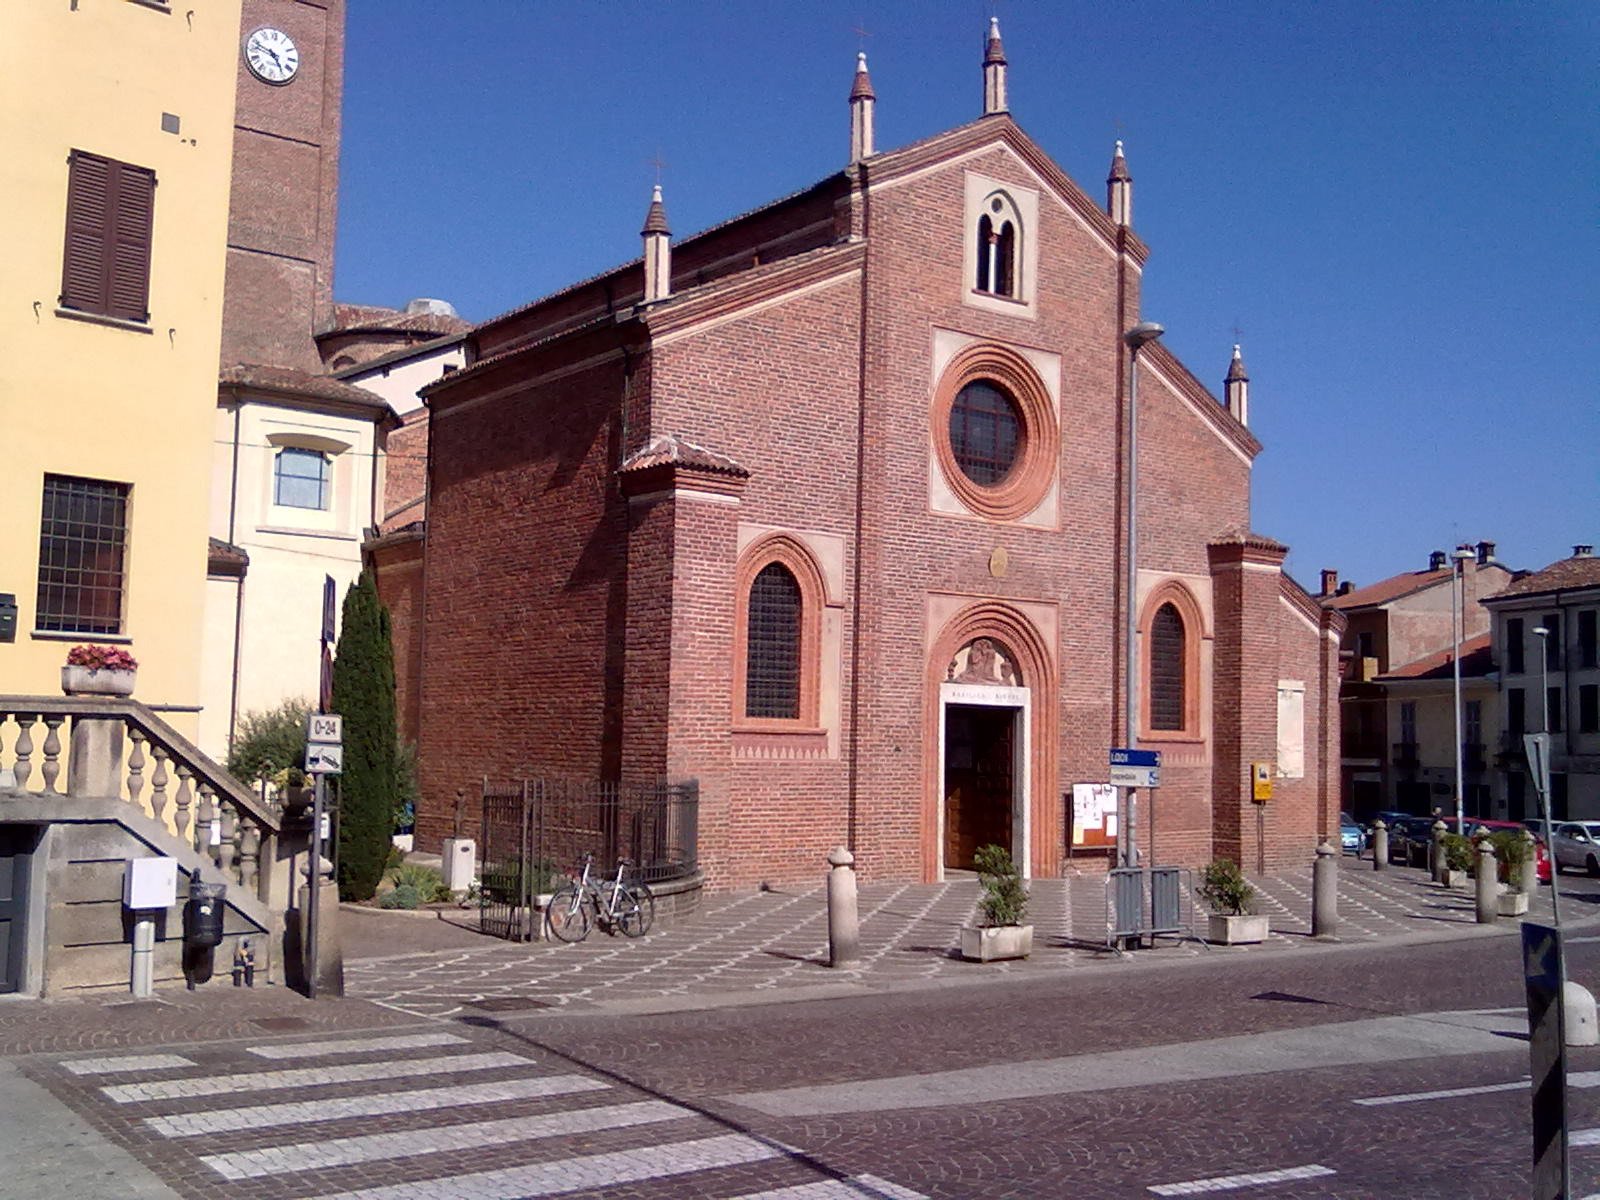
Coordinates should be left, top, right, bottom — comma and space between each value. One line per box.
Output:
20, 931, 1600, 1199
344, 862, 1597, 1019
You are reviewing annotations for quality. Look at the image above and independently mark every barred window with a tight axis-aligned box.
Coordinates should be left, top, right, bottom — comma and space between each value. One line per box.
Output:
745, 563, 802, 719
274, 447, 331, 510
1148, 602, 1186, 731
949, 380, 1021, 487
36, 474, 130, 635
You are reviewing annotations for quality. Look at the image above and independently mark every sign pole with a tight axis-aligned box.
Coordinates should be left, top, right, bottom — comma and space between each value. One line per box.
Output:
307, 773, 322, 1000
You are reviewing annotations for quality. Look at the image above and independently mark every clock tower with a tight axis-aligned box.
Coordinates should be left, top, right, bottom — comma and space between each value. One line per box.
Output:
220, 0, 344, 371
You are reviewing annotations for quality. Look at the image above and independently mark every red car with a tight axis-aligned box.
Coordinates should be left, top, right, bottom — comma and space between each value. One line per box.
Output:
1463, 818, 1551, 883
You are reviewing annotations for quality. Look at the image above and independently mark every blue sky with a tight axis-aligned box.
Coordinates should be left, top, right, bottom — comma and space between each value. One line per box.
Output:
334, 2, 1598, 591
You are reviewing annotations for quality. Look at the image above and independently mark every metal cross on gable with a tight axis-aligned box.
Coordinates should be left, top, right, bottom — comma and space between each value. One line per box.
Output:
646, 151, 668, 186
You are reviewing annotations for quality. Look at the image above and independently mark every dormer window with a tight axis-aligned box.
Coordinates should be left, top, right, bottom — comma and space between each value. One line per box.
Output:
975, 192, 1020, 298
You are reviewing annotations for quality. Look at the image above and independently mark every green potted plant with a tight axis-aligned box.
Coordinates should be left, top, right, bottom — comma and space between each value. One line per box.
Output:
1439, 832, 1473, 888
1197, 858, 1268, 945
61, 644, 138, 697
960, 844, 1033, 962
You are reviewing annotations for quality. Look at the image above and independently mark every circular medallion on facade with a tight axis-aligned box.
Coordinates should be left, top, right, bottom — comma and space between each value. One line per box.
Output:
932, 342, 1058, 522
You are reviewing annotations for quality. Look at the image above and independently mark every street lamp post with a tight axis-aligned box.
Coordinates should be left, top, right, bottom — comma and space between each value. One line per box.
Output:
1120, 321, 1164, 870
1534, 626, 1552, 737
1451, 546, 1473, 833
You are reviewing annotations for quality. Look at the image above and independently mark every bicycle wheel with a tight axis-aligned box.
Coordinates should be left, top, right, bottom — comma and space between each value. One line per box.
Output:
614, 882, 655, 938
545, 884, 592, 944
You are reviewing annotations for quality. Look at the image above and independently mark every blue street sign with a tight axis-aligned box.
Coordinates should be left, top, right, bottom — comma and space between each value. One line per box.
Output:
1110, 748, 1162, 768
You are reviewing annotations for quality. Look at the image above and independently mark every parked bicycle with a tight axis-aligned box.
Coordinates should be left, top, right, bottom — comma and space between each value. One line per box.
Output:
546, 853, 655, 943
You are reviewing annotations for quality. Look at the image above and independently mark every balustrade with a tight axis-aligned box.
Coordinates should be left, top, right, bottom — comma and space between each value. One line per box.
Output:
0, 697, 281, 904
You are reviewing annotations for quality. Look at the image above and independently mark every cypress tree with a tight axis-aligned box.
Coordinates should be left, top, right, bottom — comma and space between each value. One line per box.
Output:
331, 571, 397, 901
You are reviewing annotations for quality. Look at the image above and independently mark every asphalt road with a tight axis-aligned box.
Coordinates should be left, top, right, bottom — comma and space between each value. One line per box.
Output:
22, 876, 1600, 1200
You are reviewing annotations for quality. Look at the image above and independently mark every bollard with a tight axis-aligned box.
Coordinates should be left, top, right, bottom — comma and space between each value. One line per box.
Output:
1518, 831, 1539, 896
1564, 981, 1599, 1047
1371, 820, 1388, 872
1475, 840, 1498, 924
826, 846, 860, 967
1312, 840, 1338, 938
1431, 820, 1449, 882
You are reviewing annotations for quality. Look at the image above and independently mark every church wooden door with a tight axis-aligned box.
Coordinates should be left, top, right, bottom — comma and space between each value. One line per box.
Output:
944, 705, 1016, 869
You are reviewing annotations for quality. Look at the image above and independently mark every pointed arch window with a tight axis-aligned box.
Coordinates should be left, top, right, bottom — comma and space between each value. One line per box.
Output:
1139, 584, 1205, 741
1148, 604, 1186, 731
734, 535, 826, 731
745, 563, 802, 719
975, 192, 1021, 298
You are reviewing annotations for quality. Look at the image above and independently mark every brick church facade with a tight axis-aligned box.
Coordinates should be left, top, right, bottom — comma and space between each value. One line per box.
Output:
408, 25, 1344, 889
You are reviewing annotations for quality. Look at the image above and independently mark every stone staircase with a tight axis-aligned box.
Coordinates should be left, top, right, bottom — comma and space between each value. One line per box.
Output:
0, 696, 291, 995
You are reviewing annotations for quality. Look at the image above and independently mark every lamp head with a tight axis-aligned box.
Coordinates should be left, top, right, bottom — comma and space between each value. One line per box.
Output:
1534, 626, 1550, 638
1123, 321, 1165, 351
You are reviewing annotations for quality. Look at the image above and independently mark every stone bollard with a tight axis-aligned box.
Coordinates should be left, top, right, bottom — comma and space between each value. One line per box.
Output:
1431, 820, 1449, 882
1518, 831, 1539, 895
1371, 820, 1388, 871
1475, 840, 1498, 924
826, 846, 860, 967
1312, 840, 1338, 938
1564, 982, 1599, 1047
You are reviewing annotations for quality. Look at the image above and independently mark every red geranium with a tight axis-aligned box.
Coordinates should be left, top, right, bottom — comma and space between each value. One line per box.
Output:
65, 645, 139, 671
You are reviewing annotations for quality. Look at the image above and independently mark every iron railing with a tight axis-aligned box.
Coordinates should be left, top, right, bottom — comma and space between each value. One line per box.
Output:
478, 777, 698, 941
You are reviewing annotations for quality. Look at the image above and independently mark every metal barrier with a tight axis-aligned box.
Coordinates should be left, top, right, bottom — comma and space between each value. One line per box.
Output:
1106, 866, 1205, 952
478, 777, 699, 942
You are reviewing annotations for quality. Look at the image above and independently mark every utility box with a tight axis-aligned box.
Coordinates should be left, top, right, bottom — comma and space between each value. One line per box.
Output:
124, 857, 178, 910
442, 837, 476, 891
0, 594, 16, 643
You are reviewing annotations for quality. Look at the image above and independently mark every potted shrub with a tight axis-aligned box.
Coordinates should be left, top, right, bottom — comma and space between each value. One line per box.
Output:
1439, 832, 1473, 888
60, 644, 138, 697
1486, 830, 1532, 914
1197, 858, 1268, 945
959, 844, 1033, 962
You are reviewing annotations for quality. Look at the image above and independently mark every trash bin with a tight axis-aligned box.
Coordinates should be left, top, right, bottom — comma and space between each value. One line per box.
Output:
184, 878, 227, 948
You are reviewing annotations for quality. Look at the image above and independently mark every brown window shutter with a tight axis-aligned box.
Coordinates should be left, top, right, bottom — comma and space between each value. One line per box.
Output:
107, 161, 155, 323
61, 151, 111, 313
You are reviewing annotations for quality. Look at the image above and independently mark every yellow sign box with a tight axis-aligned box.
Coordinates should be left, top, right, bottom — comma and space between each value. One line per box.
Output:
1251, 761, 1274, 802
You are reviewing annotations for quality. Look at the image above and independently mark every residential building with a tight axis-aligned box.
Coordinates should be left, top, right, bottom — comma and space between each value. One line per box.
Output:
0, 1, 241, 725
1373, 634, 1497, 819
407, 27, 1343, 889
1322, 543, 1512, 817
1483, 546, 1600, 821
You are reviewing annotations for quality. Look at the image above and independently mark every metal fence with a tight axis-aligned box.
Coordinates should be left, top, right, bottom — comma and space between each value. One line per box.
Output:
1104, 866, 1203, 952
478, 777, 699, 941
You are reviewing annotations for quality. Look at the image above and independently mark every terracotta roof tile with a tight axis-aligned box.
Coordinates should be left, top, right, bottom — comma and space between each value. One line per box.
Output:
618, 433, 748, 478
207, 537, 249, 567
1492, 553, 1600, 598
220, 363, 392, 414
1325, 567, 1451, 610
1377, 633, 1493, 681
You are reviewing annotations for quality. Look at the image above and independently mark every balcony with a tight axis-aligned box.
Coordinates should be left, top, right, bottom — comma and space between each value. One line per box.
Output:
1393, 741, 1419, 768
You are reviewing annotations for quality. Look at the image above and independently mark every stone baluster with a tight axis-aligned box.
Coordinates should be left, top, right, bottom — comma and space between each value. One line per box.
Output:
239, 817, 260, 893
40, 716, 63, 794
126, 728, 146, 815
13, 715, 34, 792
149, 744, 171, 830
213, 788, 235, 876
174, 765, 195, 850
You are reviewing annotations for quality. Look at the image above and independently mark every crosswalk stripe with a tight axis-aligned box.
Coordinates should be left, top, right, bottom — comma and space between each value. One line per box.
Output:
145, 1073, 609, 1137
199, 1099, 692, 1180
729, 1175, 927, 1199
101, 1051, 530, 1103
1356, 1069, 1600, 1107
246, 1032, 467, 1059
305, 1132, 782, 1199
61, 1054, 195, 1076
1148, 1164, 1336, 1195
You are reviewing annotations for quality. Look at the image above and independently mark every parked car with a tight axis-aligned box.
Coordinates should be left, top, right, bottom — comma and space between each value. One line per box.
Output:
1465, 818, 1551, 883
1550, 822, 1600, 877
1371, 810, 1411, 833
1339, 812, 1365, 853
1387, 816, 1438, 866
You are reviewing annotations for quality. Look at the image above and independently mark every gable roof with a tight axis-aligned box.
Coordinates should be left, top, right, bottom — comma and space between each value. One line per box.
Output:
1377, 633, 1493, 682
1488, 553, 1600, 600
1325, 566, 1453, 611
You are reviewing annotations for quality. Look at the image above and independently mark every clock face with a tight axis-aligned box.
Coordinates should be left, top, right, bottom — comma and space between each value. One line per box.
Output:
245, 27, 299, 84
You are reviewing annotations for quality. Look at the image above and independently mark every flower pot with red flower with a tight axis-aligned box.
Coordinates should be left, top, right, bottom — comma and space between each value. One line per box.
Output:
61, 645, 139, 697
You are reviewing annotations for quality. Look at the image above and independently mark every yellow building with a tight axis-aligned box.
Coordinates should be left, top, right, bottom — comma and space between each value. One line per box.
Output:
0, 0, 241, 729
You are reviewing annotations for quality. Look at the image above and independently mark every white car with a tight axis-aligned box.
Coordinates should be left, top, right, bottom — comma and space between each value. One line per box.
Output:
1550, 822, 1600, 876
